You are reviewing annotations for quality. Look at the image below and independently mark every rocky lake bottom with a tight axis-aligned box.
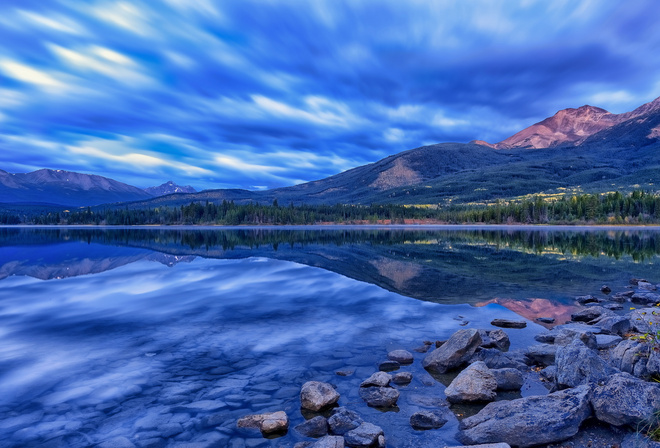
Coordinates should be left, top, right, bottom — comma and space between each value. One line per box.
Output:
2, 227, 660, 447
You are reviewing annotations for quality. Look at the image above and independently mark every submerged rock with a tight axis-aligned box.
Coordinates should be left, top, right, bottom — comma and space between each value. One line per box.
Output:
294, 416, 328, 438
344, 422, 384, 448
237, 410, 289, 436
591, 372, 660, 427
387, 350, 413, 364
327, 407, 362, 436
360, 372, 391, 388
490, 319, 526, 329
391, 372, 412, 385
422, 329, 482, 373
301, 382, 340, 412
378, 360, 400, 372
457, 385, 592, 448
409, 410, 448, 430
304, 435, 345, 448
445, 361, 497, 403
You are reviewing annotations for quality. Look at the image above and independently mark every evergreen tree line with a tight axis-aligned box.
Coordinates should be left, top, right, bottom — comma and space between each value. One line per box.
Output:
2, 190, 660, 226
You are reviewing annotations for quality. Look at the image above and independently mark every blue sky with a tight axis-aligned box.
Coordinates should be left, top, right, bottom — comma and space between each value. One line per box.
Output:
1, 0, 659, 191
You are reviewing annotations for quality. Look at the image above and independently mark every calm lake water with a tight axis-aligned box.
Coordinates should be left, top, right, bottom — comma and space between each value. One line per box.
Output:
1, 226, 659, 447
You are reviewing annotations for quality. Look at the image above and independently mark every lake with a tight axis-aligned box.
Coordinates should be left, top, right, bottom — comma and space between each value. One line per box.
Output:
1, 226, 659, 447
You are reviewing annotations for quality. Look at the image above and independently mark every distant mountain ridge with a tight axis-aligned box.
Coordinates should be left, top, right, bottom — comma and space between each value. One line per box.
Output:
144, 181, 196, 196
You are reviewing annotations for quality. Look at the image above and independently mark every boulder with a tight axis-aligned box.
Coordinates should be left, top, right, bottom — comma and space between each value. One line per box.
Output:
301, 382, 340, 412
638, 281, 657, 291
445, 361, 497, 403
554, 328, 597, 350
593, 314, 631, 335
555, 340, 618, 389
525, 344, 556, 366
237, 411, 289, 435
610, 339, 651, 377
294, 416, 328, 438
631, 293, 660, 305
571, 306, 611, 323
307, 436, 345, 448
344, 422, 383, 448
628, 308, 660, 332
490, 319, 526, 329
360, 372, 391, 388
471, 348, 527, 370
327, 407, 362, 436
457, 385, 592, 448
422, 329, 482, 373
409, 410, 448, 430
491, 368, 524, 391
358, 387, 399, 408
487, 329, 511, 351
391, 372, 412, 385
534, 332, 556, 344
591, 372, 660, 426
387, 350, 413, 364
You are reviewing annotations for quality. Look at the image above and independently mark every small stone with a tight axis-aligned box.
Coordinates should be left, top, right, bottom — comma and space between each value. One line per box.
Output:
387, 350, 413, 364
536, 317, 555, 324
360, 372, 392, 388
237, 411, 289, 436
378, 360, 400, 372
601, 285, 612, 294
335, 370, 354, 377
309, 436, 345, 448
301, 382, 340, 412
490, 319, 526, 329
391, 372, 413, 385
575, 295, 600, 305
410, 410, 448, 430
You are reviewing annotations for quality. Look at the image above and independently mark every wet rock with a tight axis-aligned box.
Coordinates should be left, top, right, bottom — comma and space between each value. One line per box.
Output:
556, 340, 618, 389
596, 334, 622, 349
237, 411, 289, 436
601, 285, 612, 294
387, 350, 413, 364
631, 292, 660, 305
471, 348, 527, 370
490, 319, 526, 329
294, 416, 328, 438
409, 410, 448, 430
378, 360, 400, 372
391, 372, 412, 385
491, 368, 524, 391
422, 329, 482, 373
638, 281, 657, 291
591, 372, 660, 426
301, 382, 340, 412
536, 317, 555, 324
358, 386, 399, 408
457, 385, 592, 448
413, 345, 431, 353
309, 436, 345, 448
571, 306, 611, 323
327, 407, 362, 436
360, 372, 391, 388
576, 295, 601, 304
445, 361, 497, 403
525, 344, 556, 366
344, 422, 384, 448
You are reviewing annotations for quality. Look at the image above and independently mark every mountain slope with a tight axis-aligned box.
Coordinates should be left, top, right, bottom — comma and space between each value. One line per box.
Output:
0, 169, 154, 206
144, 181, 197, 196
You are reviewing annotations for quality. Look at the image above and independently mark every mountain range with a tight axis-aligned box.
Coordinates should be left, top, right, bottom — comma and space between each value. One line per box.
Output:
2, 95, 659, 209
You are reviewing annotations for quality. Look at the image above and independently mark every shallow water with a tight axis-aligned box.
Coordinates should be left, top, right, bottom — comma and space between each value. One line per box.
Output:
0, 227, 658, 447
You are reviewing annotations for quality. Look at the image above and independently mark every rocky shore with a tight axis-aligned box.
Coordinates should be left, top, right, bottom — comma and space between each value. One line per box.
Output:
237, 278, 660, 447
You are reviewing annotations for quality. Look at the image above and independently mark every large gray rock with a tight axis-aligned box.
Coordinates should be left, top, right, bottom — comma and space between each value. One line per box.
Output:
478, 329, 511, 351
491, 319, 526, 329
237, 411, 289, 435
457, 385, 592, 448
358, 387, 399, 408
610, 339, 651, 377
591, 372, 660, 427
344, 422, 383, 448
631, 293, 660, 305
555, 340, 618, 389
491, 368, 524, 391
409, 410, 448, 430
596, 334, 622, 349
554, 328, 597, 349
594, 314, 632, 335
445, 361, 497, 403
295, 416, 328, 438
525, 344, 556, 366
628, 308, 660, 332
328, 407, 362, 436
301, 382, 340, 412
423, 329, 482, 373
471, 348, 527, 370
571, 306, 612, 322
